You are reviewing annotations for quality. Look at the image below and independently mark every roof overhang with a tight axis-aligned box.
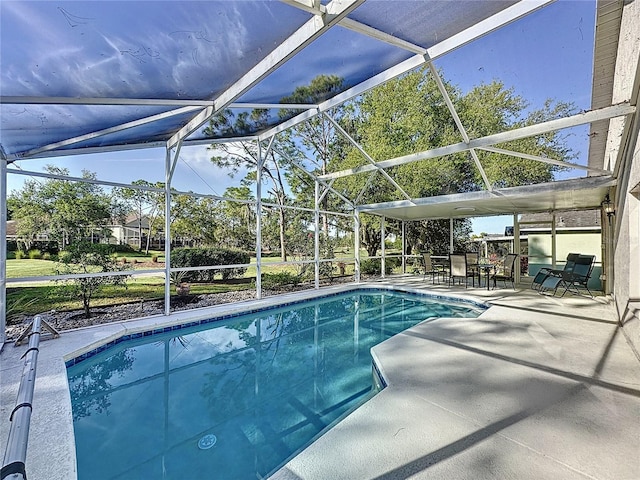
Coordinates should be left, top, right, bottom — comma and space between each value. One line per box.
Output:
357, 176, 616, 221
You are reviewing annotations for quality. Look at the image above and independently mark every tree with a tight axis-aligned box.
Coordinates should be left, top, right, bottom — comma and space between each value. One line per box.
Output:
205, 109, 301, 261
215, 186, 255, 250
114, 180, 152, 250
114, 180, 165, 253
169, 193, 218, 247
56, 242, 130, 318
280, 75, 350, 236
330, 69, 576, 255
8, 166, 114, 249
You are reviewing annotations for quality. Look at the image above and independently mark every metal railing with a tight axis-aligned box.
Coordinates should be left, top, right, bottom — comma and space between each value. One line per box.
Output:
1, 315, 44, 480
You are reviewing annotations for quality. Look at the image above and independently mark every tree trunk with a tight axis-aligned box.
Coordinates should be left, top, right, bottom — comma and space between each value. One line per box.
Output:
82, 296, 91, 318
145, 224, 152, 254
279, 206, 287, 262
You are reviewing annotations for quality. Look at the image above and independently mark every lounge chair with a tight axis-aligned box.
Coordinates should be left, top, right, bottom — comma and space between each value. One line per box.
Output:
539, 254, 595, 297
422, 252, 443, 283
491, 253, 519, 289
531, 253, 579, 291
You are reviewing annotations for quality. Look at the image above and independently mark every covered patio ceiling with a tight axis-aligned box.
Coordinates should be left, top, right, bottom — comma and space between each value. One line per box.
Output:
358, 175, 617, 221
0, 0, 631, 219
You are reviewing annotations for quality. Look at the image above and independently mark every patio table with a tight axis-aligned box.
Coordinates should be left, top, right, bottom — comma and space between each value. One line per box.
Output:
475, 263, 495, 290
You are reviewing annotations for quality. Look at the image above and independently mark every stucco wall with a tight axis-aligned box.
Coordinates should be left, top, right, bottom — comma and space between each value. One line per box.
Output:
615, 132, 640, 355
528, 232, 603, 290
611, 0, 640, 355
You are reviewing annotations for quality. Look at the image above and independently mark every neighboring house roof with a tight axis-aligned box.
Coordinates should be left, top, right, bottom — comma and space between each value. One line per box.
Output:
6, 220, 17, 237
123, 214, 151, 229
519, 210, 601, 228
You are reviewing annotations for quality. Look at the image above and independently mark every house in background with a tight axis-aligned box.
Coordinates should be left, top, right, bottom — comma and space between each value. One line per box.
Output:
108, 214, 150, 248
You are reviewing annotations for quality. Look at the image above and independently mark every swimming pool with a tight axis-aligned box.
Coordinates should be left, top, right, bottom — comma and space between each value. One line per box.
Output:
67, 289, 485, 479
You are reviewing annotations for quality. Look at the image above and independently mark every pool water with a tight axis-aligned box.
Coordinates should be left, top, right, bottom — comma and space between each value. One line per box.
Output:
67, 290, 483, 479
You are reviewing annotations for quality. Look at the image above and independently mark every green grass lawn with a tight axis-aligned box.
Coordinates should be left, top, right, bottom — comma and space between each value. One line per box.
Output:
5, 249, 373, 319
6, 259, 57, 278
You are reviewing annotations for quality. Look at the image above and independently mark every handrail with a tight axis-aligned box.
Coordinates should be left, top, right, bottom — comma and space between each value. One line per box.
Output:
1, 315, 43, 480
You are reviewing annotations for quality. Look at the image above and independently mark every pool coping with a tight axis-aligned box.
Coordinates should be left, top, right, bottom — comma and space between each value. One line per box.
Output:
0, 282, 489, 480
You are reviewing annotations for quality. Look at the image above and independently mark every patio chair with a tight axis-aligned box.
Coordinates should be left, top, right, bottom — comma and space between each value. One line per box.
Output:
491, 253, 519, 289
448, 253, 468, 287
465, 252, 480, 287
422, 252, 443, 283
531, 253, 579, 291
539, 254, 595, 297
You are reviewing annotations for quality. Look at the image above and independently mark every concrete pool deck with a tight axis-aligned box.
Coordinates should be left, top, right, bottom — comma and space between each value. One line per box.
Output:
2, 279, 639, 479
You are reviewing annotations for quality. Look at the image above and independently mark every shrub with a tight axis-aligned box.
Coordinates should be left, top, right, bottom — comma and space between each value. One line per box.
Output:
386, 257, 401, 269
28, 249, 42, 259
56, 241, 131, 318
14, 250, 27, 260
299, 261, 334, 281
261, 272, 301, 289
115, 243, 137, 253
360, 258, 392, 275
42, 252, 53, 261
18, 240, 59, 255
151, 255, 159, 263
171, 248, 250, 282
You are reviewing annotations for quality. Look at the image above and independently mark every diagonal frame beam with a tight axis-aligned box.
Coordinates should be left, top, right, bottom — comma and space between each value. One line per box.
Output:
14, 106, 201, 159
322, 112, 412, 200
319, 103, 636, 180
259, 0, 553, 142
167, 0, 365, 149
426, 62, 493, 191
273, 145, 355, 208
478, 146, 613, 175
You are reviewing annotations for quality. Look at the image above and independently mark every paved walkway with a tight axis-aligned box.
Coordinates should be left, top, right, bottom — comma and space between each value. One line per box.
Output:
2, 278, 639, 480
274, 279, 640, 479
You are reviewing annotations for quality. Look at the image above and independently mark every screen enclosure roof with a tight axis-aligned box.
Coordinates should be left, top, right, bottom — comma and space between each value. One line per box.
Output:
0, 0, 631, 221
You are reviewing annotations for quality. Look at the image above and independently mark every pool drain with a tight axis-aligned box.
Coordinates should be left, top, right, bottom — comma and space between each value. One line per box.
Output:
198, 434, 217, 450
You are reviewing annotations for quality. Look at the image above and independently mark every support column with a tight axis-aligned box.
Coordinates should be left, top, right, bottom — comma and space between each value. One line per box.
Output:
256, 141, 263, 299
513, 214, 520, 285
602, 205, 615, 295
354, 212, 361, 283
381, 216, 386, 278
401, 221, 406, 274
314, 180, 320, 289
551, 213, 557, 269
449, 218, 454, 253
163, 147, 175, 316
0, 153, 7, 345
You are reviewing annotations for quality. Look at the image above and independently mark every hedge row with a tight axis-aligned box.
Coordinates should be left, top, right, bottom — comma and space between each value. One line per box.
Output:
171, 247, 250, 282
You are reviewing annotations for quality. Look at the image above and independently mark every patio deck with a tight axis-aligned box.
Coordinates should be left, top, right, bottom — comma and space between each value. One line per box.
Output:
1, 278, 639, 480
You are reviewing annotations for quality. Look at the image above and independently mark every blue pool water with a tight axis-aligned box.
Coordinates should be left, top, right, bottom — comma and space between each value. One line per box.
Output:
67, 290, 484, 479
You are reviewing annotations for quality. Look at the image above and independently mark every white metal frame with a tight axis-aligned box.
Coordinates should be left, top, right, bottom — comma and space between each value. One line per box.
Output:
0, 0, 628, 345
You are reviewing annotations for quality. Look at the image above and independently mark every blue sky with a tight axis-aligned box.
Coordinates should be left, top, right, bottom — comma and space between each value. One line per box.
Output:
5, 0, 597, 235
